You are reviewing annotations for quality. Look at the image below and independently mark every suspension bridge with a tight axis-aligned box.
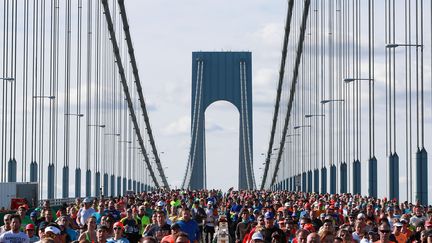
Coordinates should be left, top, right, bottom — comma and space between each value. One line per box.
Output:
0, 0, 431, 206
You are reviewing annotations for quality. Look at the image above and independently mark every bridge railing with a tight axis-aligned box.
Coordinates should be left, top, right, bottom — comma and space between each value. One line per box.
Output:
38, 198, 77, 207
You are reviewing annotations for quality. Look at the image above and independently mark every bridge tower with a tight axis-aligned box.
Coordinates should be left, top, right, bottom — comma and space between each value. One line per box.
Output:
182, 52, 255, 190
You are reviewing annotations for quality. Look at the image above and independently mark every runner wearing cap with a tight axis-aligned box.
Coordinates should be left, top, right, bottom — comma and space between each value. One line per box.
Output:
261, 211, 286, 243
77, 198, 96, 227
0, 215, 30, 243
250, 231, 264, 243
44, 224, 62, 242
107, 222, 130, 243
235, 209, 251, 243
25, 224, 39, 243
392, 222, 406, 243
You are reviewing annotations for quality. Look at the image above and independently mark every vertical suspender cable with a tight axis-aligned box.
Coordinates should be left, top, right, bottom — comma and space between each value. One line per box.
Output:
101, 0, 160, 187
271, 0, 311, 186
392, 0, 396, 154
385, 0, 389, 157
95, 0, 101, 186
21, 0, 29, 181
369, 0, 373, 161
420, 0, 424, 148
404, 0, 409, 202
1, 0, 5, 181
10, 0, 18, 180
85, 0, 92, 197
75, 0, 83, 197
2, 0, 9, 182
39, 0, 46, 192
32, 0, 38, 191
117, 0, 169, 188
63, 0, 71, 198
260, 0, 294, 189
357, 0, 361, 161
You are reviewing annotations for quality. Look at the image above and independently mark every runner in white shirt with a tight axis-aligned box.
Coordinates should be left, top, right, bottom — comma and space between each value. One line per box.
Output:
0, 215, 30, 243
77, 197, 96, 227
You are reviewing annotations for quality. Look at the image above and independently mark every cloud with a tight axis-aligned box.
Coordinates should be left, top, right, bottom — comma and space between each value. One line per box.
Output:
163, 116, 190, 136
206, 123, 224, 133
254, 23, 284, 46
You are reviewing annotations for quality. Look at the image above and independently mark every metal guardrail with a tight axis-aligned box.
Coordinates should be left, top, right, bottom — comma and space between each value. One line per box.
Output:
37, 198, 77, 207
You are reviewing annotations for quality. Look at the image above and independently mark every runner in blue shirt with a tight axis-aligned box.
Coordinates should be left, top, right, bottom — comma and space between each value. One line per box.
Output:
177, 208, 200, 243
107, 222, 130, 243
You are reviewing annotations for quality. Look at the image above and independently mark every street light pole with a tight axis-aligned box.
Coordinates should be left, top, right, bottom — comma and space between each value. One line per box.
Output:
88, 124, 106, 128
104, 133, 120, 136
344, 77, 374, 195
33, 95, 56, 99
65, 113, 84, 117
385, 43, 423, 48
293, 125, 312, 130
320, 99, 344, 104
320, 99, 344, 194
304, 114, 324, 118
118, 141, 132, 144
386, 43, 426, 204
343, 78, 374, 83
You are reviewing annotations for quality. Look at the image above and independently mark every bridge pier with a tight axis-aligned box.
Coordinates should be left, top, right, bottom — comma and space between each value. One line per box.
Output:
302, 172, 307, 192
353, 160, 361, 194
75, 168, 81, 197
321, 167, 327, 194
368, 156, 377, 197
340, 162, 347, 193
110, 174, 115, 197
86, 170, 91, 197
117, 176, 121, 196
7, 159, 17, 182
62, 166, 69, 198
103, 173, 109, 196
95, 172, 101, 197
48, 164, 55, 199
30, 161, 38, 182
415, 148, 428, 205
313, 169, 319, 193
389, 152, 399, 201
330, 164, 336, 194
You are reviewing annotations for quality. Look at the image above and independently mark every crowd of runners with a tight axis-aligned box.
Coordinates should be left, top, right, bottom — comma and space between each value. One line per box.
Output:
0, 190, 431, 243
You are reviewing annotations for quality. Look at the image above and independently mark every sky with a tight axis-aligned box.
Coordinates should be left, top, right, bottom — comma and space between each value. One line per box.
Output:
122, 0, 286, 191
124, 0, 432, 202
1, 0, 431, 203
